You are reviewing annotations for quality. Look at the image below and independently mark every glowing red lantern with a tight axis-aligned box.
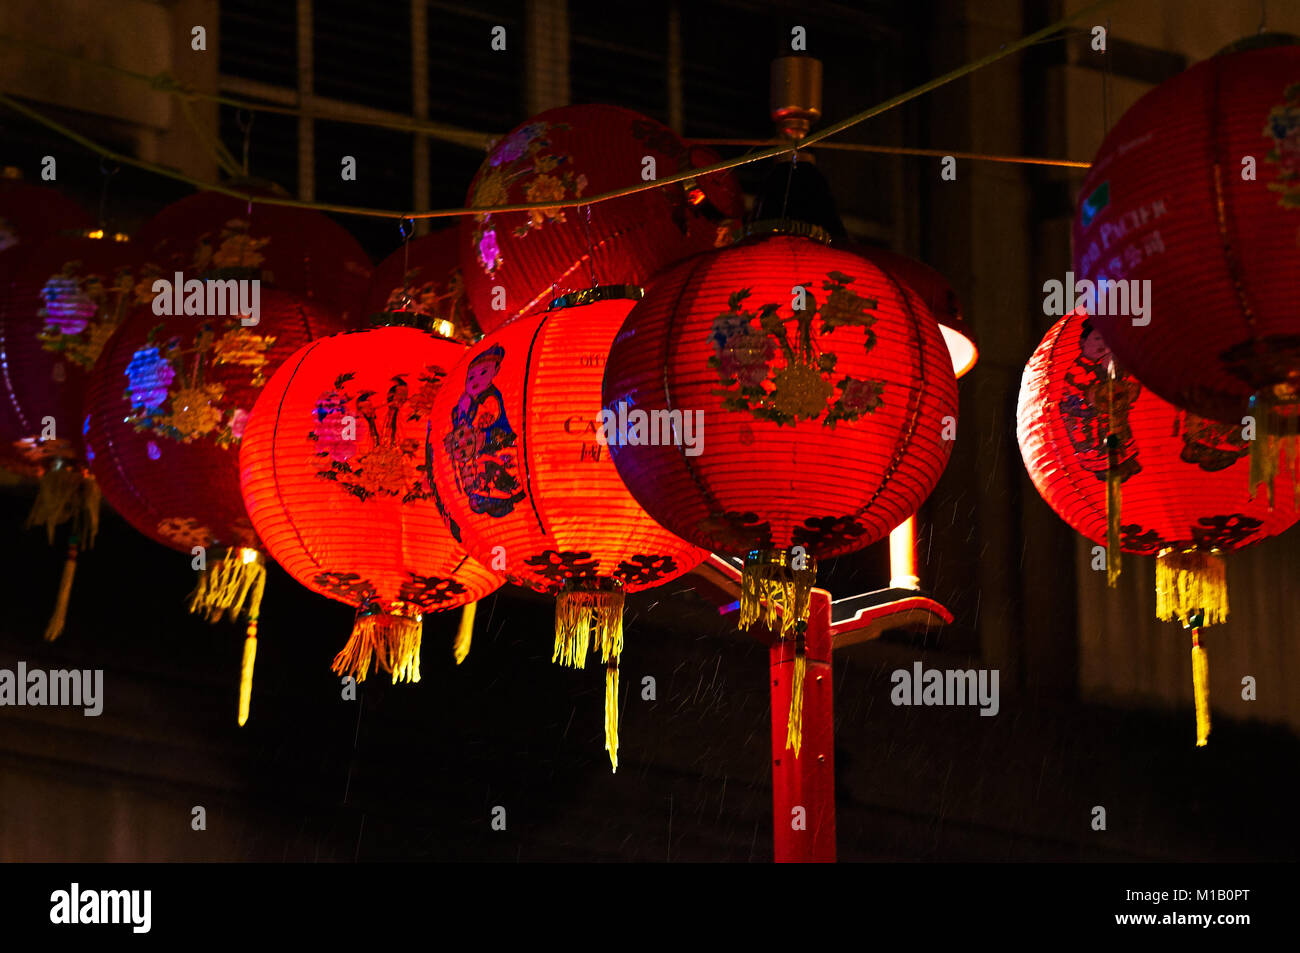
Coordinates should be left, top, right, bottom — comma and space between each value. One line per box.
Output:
0, 231, 142, 639
85, 288, 345, 722
0, 170, 93, 259
1016, 309, 1300, 745
602, 227, 959, 753
134, 187, 373, 323
1072, 43, 1300, 491
363, 227, 479, 342
428, 287, 708, 771
460, 104, 742, 333
241, 323, 503, 684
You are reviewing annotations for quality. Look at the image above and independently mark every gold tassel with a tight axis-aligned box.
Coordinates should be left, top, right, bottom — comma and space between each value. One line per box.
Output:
332, 601, 423, 684
1156, 550, 1228, 627
236, 567, 266, 726
238, 621, 258, 727
43, 539, 79, 642
1191, 627, 1210, 747
553, 585, 624, 670
26, 462, 100, 546
188, 547, 266, 624
605, 660, 619, 774
785, 633, 806, 758
1105, 435, 1122, 587
453, 600, 477, 665
739, 550, 816, 637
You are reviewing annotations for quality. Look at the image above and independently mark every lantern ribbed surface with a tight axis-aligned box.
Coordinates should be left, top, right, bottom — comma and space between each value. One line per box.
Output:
85, 293, 346, 554
460, 104, 743, 333
1017, 310, 1300, 555
1073, 44, 1300, 423
134, 189, 373, 323
240, 326, 502, 616
428, 296, 708, 595
0, 177, 93, 258
602, 235, 958, 564
1, 234, 140, 473
363, 227, 478, 342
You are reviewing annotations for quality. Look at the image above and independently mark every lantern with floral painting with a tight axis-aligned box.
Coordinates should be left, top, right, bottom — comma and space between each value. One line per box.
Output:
461, 104, 742, 332
1016, 309, 1300, 746
134, 185, 373, 323
601, 226, 959, 756
428, 287, 708, 772
240, 322, 503, 685
84, 287, 346, 723
1071, 42, 1300, 497
363, 226, 479, 343
0, 230, 140, 639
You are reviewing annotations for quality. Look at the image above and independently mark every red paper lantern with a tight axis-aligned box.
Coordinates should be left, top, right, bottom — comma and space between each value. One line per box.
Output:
428, 288, 708, 770
1016, 309, 1300, 744
85, 289, 345, 722
363, 227, 479, 342
241, 323, 503, 684
0, 171, 93, 259
134, 187, 373, 322
602, 229, 958, 752
0, 230, 140, 639
460, 104, 742, 333
1072, 44, 1300, 480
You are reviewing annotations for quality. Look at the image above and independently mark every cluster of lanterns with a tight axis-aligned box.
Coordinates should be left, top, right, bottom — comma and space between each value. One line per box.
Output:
4, 37, 1294, 771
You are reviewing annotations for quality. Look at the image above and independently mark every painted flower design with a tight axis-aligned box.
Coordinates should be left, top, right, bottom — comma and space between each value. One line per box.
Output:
155, 516, 212, 549
398, 574, 468, 608
824, 376, 885, 427
478, 227, 502, 274
165, 384, 225, 440
125, 347, 176, 412
1121, 525, 1166, 555
1190, 514, 1264, 551
491, 123, 546, 166
523, 550, 600, 591
695, 511, 773, 552
792, 515, 868, 551
39, 276, 96, 335
1265, 83, 1300, 208
313, 571, 377, 603
229, 408, 250, 440
614, 554, 679, 587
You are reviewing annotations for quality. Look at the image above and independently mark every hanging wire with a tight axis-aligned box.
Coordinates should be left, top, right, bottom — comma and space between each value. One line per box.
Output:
97, 156, 119, 231
1258, 0, 1268, 34
0, 0, 1116, 224
237, 109, 255, 177
580, 204, 599, 288
398, 217, 414, 309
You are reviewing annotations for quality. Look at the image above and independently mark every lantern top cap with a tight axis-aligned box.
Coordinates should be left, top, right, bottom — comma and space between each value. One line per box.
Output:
367, 309, 459, 340
547, 285, 644, 311
741, 218, 832, 245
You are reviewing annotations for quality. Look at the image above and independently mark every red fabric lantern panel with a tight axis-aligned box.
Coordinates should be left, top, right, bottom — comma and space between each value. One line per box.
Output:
428, 290, 708, 770
460, 104, 743, 332
1, 233, 140, 474
1017, 309, 1299, 583
0, 175, 93, 259
1073, 45, 1300, 425
603, 234, 958, 633
241, 325, 503, 683
1017, 309, 1300, 746
363, 227, 479, 342
134, 189, 373, 322
86, 295, 345, 555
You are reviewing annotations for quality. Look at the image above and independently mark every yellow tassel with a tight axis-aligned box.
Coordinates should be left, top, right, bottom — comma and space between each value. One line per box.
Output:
553, 586, 623, 670
238, 622, 258, 727
1191, 629, 1210, 747
332, 602, 423, 684
1156, 550, 1228, 627
1106, 436, 1122, 587
786, 637, 806, 758
26, 463, 99, 545
189, 547, 266, 624
453, 600, 477, 664
605, 661, 619, 774
739, 550, 816, 637
43, 541, 78, 642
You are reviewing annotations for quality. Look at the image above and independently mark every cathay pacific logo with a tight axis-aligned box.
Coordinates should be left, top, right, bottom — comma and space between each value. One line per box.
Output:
50, 884, 151, 933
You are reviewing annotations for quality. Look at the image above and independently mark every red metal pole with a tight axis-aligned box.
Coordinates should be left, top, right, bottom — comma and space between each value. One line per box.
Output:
770, 590, 835, 862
